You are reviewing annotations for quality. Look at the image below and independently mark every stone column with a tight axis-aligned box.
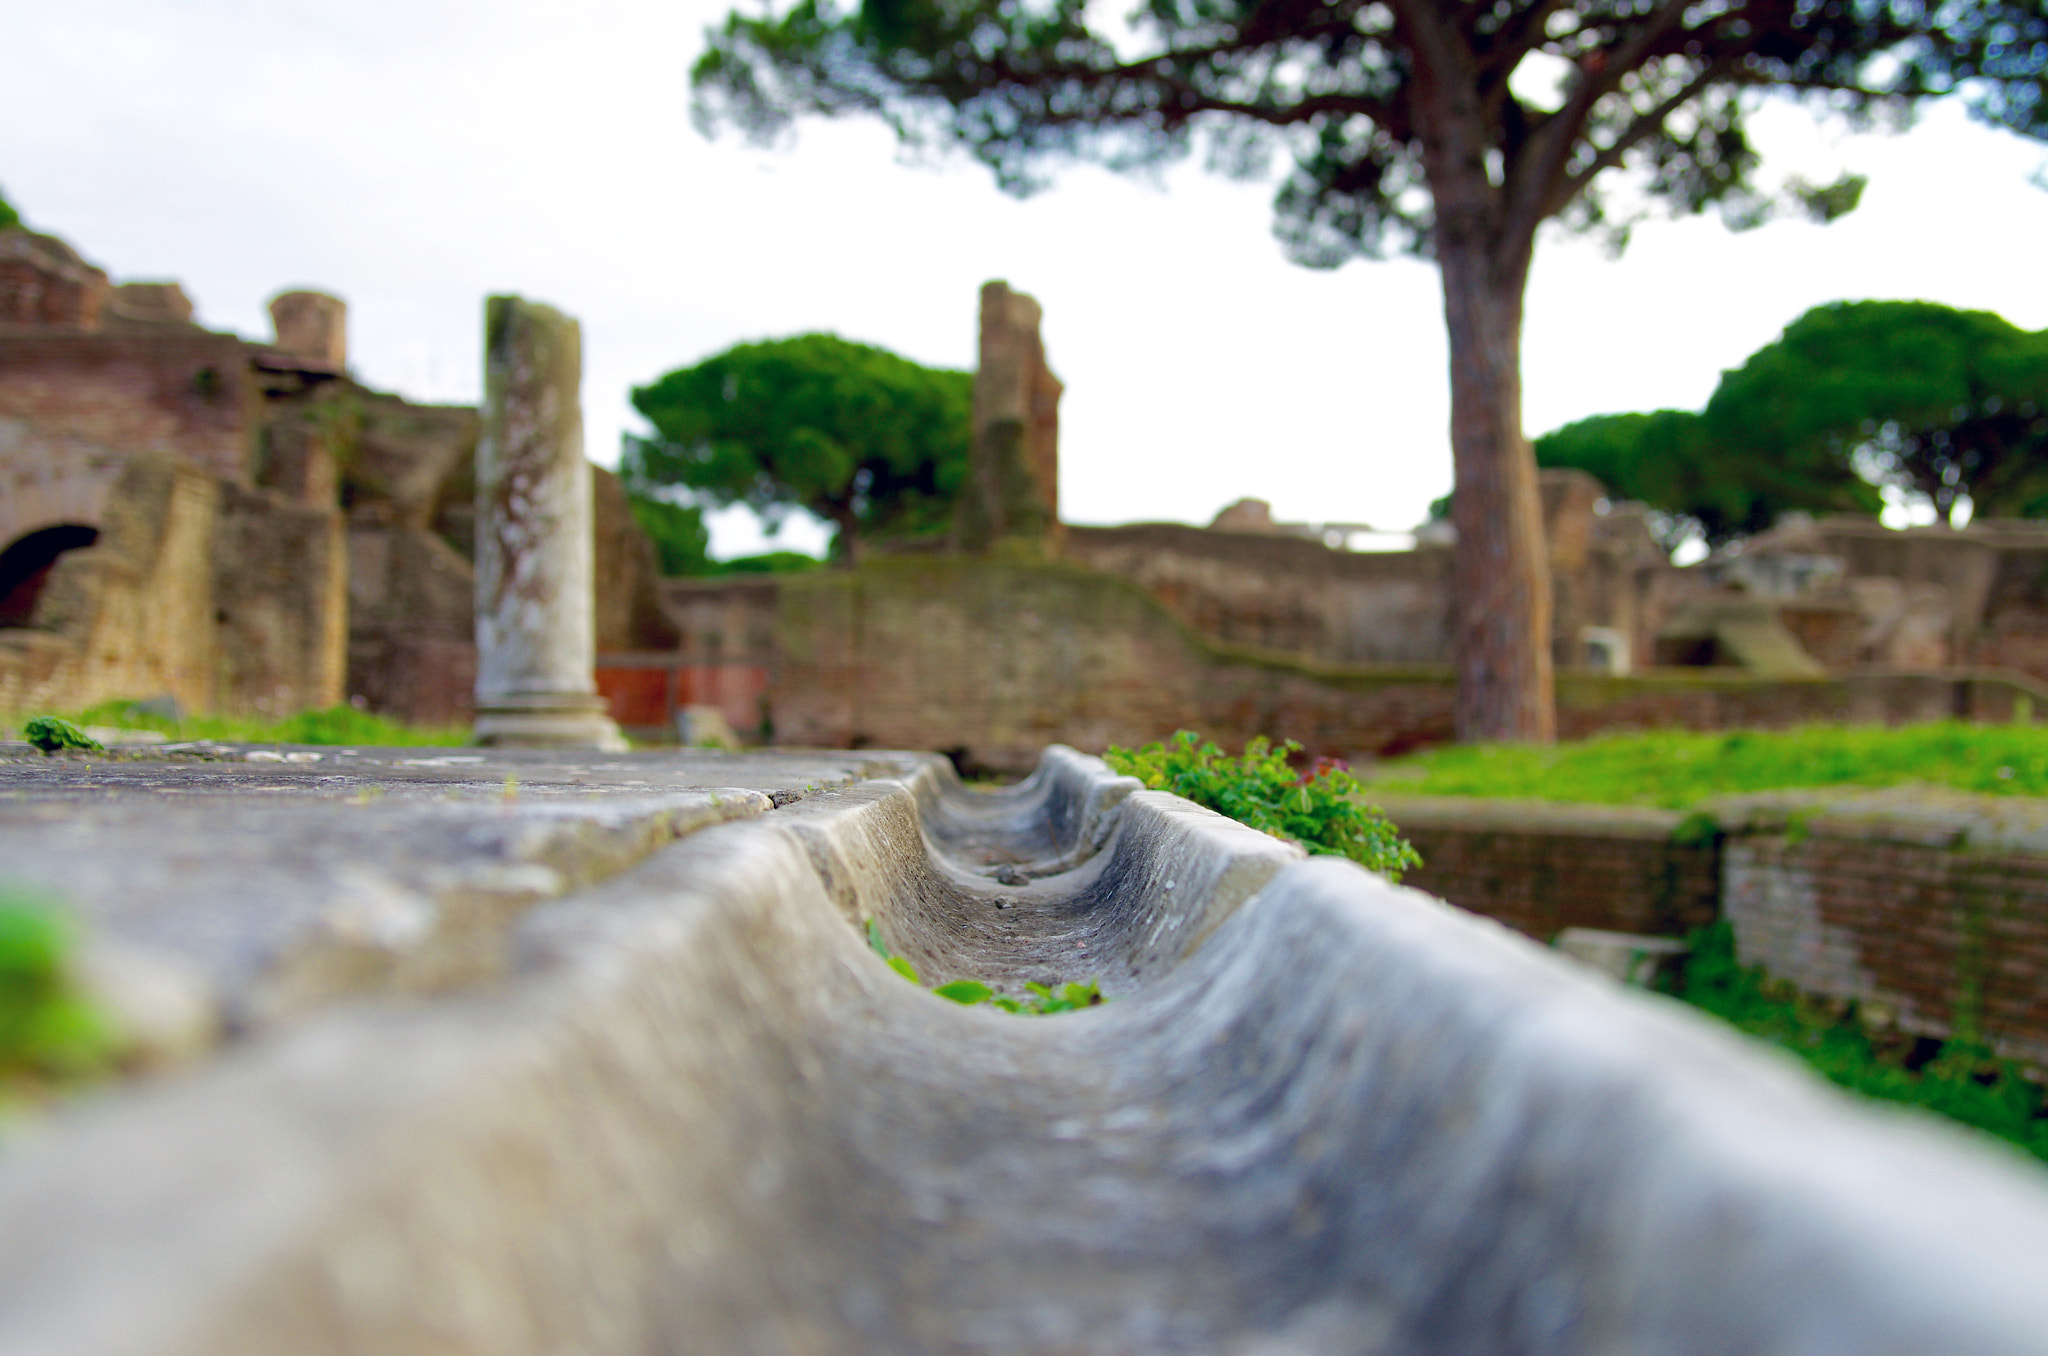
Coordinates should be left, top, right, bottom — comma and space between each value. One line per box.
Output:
471, 295, 626, 750
958, 280, 1063, 552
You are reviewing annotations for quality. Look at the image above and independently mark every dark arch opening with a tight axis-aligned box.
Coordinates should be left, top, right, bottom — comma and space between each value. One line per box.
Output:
0, 525, 100, 627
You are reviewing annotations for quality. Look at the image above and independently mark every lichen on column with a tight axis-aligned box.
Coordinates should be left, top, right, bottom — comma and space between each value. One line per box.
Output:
472, 295, 626, 750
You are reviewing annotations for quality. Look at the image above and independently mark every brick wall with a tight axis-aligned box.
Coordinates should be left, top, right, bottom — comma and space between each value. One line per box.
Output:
1368, 788, 2048, 1071
214, 483, 347, 715
717, 556, 2048, 774
0, 455, 219, 714
1375, 796, 1720, 940
1714, 790, 2048, 1068
0, 330, 257, 511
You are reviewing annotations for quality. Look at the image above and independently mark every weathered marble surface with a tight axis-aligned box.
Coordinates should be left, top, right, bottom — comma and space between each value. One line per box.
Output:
2, 744, 2047, 1355
472, 294, 623, 749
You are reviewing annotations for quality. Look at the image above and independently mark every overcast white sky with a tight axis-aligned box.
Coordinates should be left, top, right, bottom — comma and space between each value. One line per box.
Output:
6, 0, 2047, 557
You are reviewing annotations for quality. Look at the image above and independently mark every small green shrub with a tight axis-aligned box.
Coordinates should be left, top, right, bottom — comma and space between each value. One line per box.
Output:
1671, 922, 2048, 1163
1103, 731, 1420, 881
0, 890, 116, 1088
866, 921, 1104, 1015
1670, 810, 1720, 848
21, 716, 102, 755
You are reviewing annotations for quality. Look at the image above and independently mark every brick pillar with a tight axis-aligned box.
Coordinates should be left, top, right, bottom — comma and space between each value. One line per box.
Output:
958, 280, 1063, 552
268, 291, 348, 371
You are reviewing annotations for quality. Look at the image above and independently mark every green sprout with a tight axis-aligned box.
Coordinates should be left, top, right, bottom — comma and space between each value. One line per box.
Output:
866, 920, 1104, 1015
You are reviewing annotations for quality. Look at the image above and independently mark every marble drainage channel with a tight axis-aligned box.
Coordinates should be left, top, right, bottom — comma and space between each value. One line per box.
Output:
5, 746, 2048, 1355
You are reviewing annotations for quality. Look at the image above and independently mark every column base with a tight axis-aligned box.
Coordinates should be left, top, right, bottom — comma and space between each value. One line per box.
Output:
472, 693, 629, 752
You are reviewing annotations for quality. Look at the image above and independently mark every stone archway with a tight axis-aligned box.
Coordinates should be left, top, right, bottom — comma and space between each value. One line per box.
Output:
0, 524, 100, 627
0, 417, 123, 553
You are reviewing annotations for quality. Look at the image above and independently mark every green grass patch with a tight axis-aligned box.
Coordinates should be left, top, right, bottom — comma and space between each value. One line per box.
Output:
16, 702, 468, 749
1666, 923, 2048, 1163
1382, 722, 2048, 807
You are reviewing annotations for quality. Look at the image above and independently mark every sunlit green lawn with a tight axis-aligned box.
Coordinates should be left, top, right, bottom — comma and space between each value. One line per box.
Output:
1376, 722, 2048, 807
9, 702, 468, 749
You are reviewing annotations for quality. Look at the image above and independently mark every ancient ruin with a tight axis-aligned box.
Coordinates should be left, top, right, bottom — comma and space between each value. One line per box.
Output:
472, 297, 626, 750
0, 229, 673, 726
956, 280, 1062, 551
8, 233, 2048, 765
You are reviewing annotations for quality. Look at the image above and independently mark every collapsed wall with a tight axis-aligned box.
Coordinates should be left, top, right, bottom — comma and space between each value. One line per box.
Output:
0, 229, 675, 724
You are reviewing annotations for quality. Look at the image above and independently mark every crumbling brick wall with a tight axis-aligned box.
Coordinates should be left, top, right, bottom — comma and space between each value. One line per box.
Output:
0, 456, 218, 714
1371, 788, 2048, 1072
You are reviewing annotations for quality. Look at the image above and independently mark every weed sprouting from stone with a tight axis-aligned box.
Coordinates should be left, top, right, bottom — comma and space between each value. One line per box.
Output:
865, 920, 1103, 1015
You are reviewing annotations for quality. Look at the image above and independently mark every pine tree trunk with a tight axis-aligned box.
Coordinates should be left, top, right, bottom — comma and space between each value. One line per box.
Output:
1438, 241, 1555, 744
823, 500, 862, 567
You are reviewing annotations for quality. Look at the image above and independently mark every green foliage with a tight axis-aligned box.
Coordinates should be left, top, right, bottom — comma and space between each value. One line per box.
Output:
0, 185, 20, 232
1670, 810, 1721, 849
1537, 406, 1877, 549
1384, 722, 2048, 808
719, 550, 823, 575
22, 716, 102, 755
692, 0, 2044, 271
1103, 731, 1419, 881
1709, 301, 2048, 526
627, 334, 970, 562
1671, 923, 2048, 1163
865, 920, 1104, 1014
623, 490, 825, 578
627, 492, 715, 577
0, 889, 116, 1087
1536, 301, 2048, 544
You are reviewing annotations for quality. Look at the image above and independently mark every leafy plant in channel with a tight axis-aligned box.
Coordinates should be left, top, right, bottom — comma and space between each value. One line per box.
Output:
866, 921, 1103, 1014
1104, 732, 1419, 882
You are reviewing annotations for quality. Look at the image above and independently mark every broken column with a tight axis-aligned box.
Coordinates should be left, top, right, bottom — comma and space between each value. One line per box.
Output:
471, 295, 626, 750
957, 280, 1063, 551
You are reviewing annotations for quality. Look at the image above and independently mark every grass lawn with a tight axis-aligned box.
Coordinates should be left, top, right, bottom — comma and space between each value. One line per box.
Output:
1375, 721, 2048, 807
9, 702, 469, 750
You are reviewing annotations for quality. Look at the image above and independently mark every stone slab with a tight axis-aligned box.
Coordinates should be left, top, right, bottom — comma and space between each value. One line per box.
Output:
0, 743, 923, 1044
2, 746, 2048, 1353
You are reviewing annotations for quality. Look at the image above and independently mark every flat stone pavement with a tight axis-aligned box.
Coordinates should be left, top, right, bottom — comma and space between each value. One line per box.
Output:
0, 741, 929, 1056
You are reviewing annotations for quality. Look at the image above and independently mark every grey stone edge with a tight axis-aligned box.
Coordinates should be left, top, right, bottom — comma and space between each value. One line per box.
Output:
0, 749, 2045, 1353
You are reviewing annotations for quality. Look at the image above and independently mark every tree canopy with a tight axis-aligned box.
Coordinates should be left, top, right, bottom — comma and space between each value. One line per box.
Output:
1708, 299, 2048, 525
692, 0, 2048, 741
1537, 301, 2048, 545
625, 333, 972, 564
625, 493, 716, 577
0, 186, 21, 232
